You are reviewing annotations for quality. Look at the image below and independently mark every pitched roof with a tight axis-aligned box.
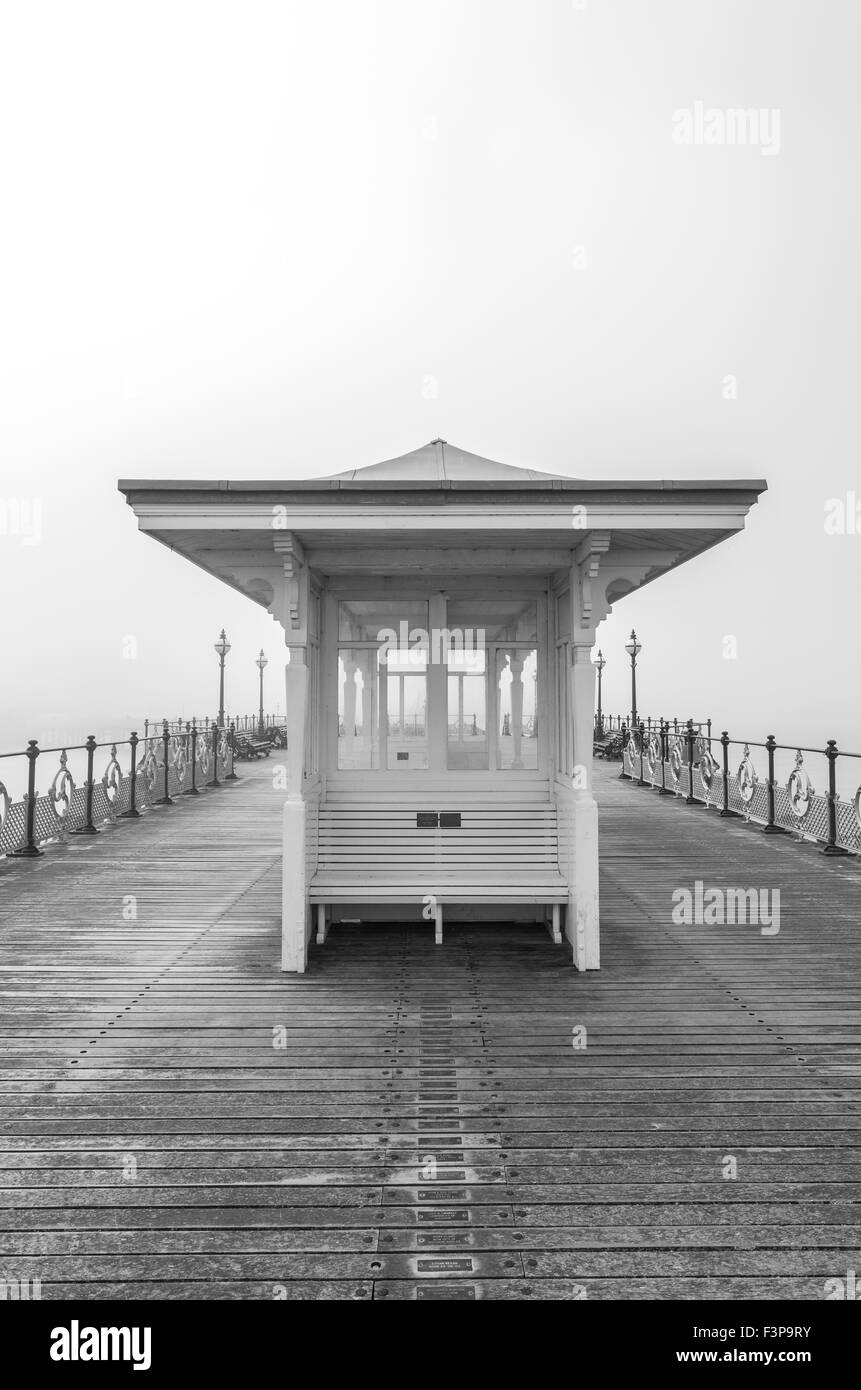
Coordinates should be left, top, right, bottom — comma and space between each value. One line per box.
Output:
328, 439, 565, 483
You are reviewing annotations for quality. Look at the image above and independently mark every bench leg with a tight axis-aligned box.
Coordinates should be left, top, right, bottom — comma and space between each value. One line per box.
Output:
545, 904, 562, 945
434, 903, 443, 945
316, 904, 329, 946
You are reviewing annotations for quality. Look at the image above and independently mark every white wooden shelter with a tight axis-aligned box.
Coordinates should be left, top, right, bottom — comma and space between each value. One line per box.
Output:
120, 441, 765, 972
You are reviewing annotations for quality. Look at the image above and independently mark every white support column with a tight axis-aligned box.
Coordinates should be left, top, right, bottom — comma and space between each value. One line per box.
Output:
567, 635, 600, 970
271, 533, 315, 974
281, 646, 310, 972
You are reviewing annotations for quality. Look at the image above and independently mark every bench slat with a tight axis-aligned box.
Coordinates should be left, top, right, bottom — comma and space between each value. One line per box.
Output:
310, 797, 567, 909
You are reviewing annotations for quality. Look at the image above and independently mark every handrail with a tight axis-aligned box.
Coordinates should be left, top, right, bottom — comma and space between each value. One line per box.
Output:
612, 716, 861, 858
0, 719, 246, 859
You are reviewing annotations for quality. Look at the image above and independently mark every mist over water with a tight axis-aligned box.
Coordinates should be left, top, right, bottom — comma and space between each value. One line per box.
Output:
1, 1, 859, 817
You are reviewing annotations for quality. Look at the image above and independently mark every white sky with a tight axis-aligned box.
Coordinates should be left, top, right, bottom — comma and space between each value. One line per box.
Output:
1, 0, 859, 753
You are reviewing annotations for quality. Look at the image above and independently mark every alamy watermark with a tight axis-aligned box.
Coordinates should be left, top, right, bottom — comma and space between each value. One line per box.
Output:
672, 102, 781, 157
671, 880, 780, 935
377, 622, 486, 667
824, 1268, 860, 1299
0, 1276, 41, 1299
50, 1322, 151, 1370
824, 493, 861, 534
0, 498, 42, 546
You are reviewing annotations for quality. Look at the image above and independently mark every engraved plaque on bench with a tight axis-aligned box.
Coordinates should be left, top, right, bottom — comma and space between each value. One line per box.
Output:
439, 812, 462, 828
416, 812, 438, 828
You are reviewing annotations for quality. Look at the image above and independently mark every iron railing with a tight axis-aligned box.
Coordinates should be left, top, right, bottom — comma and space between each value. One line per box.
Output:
596, 713, 712, 740
143, 712, 281, 740
616, 717, 861, 857
0, 720, 240, 859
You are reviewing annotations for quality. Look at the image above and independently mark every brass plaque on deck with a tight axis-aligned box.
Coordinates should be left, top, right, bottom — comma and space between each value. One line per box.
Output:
417, 1232, 474, 1247
417, 1258, 475, 1273
416, 1285, 476, 1300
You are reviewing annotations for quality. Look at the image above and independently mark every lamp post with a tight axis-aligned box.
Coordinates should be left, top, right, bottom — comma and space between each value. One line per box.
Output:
256, 649, 268, 736
214, 629, 231, 727
593, 649, 606, 736
624, 629, 642, 728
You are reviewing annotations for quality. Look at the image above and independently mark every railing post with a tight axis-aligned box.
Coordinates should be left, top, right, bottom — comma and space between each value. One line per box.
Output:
226, 721, 238, 780
210, 721, 220, 788
73, 735, 100, 834
659, 718, 671, 795
719, 730, 735, 817
186, 721, 200, 795
685, 719, 696, 804
122, 732, 140, 818
10, 740, 43, 856
156, 719, 173, 806
707, 718, 712, 751
762, 734, 785, 834
637, 720, 646, 787
823, 740, 848, 855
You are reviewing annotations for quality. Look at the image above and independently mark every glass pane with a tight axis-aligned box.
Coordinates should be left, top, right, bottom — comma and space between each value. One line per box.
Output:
447, 646, 488, 769
497, 648, 538, 770
338, 600, 428, 643
446, 600, 537, 644
338, 649, 380, 770
386, 672, 428, 770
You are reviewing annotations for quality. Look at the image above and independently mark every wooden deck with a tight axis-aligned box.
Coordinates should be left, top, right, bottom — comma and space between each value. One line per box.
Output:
1, 760, 860, 1300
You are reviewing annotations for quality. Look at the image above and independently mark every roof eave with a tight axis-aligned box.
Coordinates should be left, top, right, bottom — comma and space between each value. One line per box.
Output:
119, 478, 768, 497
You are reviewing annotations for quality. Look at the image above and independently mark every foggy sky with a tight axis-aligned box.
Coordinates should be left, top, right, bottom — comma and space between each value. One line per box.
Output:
1, 0, 859, 751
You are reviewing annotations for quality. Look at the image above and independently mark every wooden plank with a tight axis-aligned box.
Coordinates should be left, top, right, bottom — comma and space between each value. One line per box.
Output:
0, 758, 860, 1298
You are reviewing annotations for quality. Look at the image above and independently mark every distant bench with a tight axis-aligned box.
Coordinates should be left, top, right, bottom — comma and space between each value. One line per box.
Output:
235, 736, 273, 760
309, 800, 568, 945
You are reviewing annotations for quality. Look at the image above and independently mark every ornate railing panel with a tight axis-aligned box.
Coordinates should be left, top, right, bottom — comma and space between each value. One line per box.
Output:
0, 718, 249, 859
617, 719, 861, 857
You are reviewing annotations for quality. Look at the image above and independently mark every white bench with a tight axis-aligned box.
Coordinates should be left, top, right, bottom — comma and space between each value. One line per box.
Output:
309, 800, 567, 945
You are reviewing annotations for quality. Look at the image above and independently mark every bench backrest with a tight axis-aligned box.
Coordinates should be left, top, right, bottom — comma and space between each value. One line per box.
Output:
316, 799, 560, 875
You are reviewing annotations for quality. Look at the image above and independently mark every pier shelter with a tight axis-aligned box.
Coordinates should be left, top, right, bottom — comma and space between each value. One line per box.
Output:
120, 441, 764, 972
